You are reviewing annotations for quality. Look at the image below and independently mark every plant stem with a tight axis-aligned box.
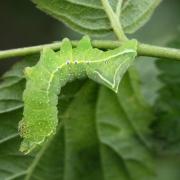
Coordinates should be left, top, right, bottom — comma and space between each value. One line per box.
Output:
116, 0, 123, 17
0, 41, 180, 61
100, 0, 128, 41
137, 43, 180, 60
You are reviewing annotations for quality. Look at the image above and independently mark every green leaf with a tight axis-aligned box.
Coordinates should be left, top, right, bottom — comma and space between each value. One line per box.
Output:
121, 0, 162, 33
0, 80, 25, 101
0, 80, 84, 180
32, 0, 161, 36
2, 55, 39, 79
0, 55, 38, 114
153, 35, 180, 154
0, 80, 25, 113
0, 74, 156, 179
62, 81, 103, 180
0, 100, 23, 114
96, 68, 155, 180
0, 77, 22, 89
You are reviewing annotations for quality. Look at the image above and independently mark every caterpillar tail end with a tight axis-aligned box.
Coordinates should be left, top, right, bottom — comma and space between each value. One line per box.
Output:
19, 139, 36, 155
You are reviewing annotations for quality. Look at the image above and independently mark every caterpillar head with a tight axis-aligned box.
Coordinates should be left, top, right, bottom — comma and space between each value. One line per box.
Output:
19, 139, 37, 154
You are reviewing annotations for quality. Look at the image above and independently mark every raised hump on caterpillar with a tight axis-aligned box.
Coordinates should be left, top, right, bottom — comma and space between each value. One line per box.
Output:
19, 36, 137, 154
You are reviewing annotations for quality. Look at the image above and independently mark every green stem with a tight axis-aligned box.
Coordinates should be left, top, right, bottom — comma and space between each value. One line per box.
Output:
137, 43, 180, 60
101, 0, 128, 41
116, 0, 123, 17
0, 41, 180, 61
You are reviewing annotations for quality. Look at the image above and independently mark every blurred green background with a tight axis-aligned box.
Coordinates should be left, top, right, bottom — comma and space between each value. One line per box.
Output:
0, 1, 180, 179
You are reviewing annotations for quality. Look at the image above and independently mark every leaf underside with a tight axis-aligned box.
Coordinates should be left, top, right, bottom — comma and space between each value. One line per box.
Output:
32, 0, 161, 36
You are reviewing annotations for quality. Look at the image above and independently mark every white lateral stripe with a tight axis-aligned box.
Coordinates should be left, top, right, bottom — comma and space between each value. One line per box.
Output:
94, 70, 113, 87
46, 48, 136, 102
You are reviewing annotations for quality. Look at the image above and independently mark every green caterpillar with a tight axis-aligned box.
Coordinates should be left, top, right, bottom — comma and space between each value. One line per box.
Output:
19, 36, 137, 154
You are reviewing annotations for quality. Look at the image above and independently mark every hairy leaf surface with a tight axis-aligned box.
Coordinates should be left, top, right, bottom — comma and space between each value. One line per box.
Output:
32, 0, 161, 36
96, 68, 155, 180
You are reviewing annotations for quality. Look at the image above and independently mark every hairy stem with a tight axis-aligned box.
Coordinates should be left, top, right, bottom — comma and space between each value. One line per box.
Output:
101, 0, 128, 41
0, 41, 180, 61
116, 0, 123, 17
137, 43, 180, 60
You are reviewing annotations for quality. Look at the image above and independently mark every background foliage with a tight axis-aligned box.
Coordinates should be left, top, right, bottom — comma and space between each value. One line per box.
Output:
0, 0, 180, 179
